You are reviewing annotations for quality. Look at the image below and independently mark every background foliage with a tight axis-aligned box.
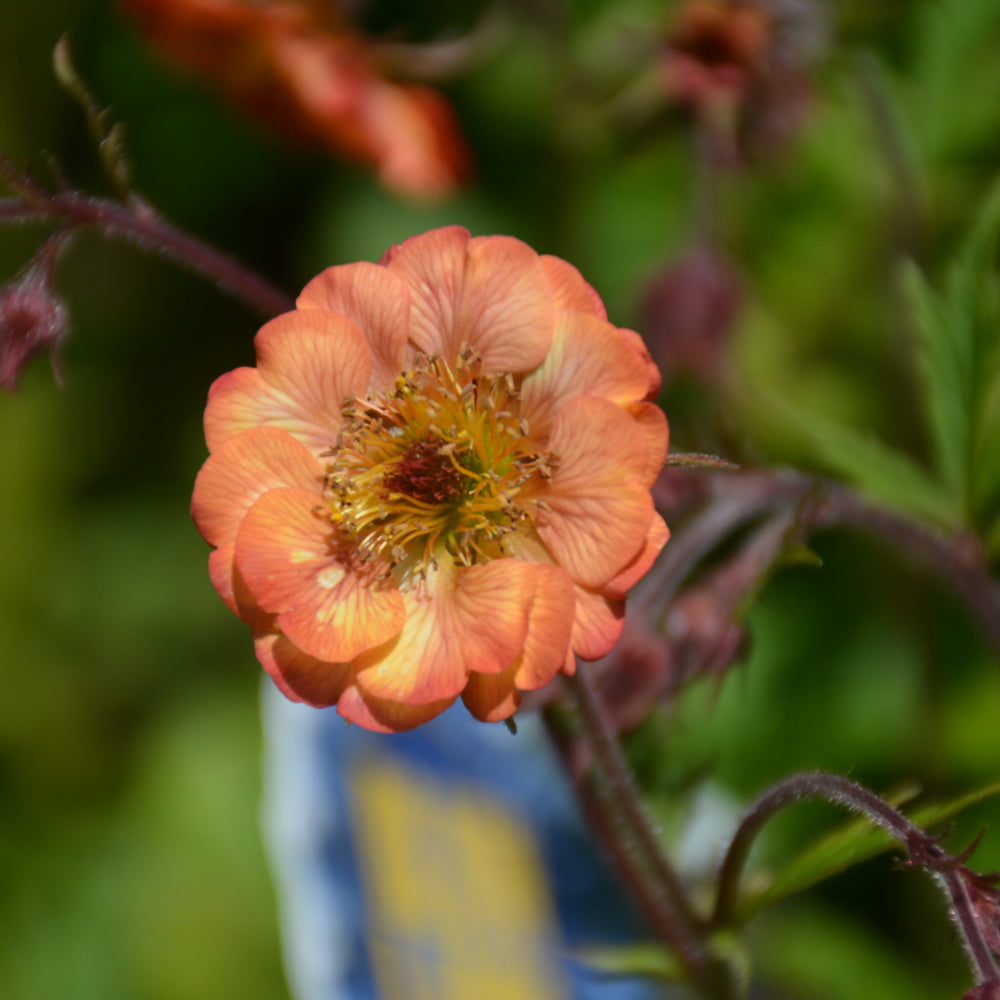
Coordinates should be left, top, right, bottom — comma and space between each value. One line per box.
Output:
3, 1, 1000, 998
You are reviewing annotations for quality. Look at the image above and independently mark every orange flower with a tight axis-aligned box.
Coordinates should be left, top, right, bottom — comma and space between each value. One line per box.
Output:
192, 227, 669, 731
121, 0, 470, 197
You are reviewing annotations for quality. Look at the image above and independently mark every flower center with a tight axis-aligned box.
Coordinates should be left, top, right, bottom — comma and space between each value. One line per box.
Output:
323, 348, 555, 582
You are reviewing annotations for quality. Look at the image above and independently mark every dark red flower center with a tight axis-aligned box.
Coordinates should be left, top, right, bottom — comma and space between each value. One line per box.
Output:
383, 437, 465, 506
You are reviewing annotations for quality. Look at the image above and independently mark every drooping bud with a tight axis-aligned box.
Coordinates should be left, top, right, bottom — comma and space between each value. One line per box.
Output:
0, 238, 71, 391
640, 247, 742, 383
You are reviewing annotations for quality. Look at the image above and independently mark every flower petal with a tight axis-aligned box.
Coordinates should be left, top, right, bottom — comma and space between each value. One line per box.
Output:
628, 401, 670, 487
572, 586, 625, 661
254, 630, 352, 707
521, 311, 654, 436
354, 558, 543, 705
385, 225, 470, 355
511, 563, 576, 691
295, 262, 411, 390
535, 396, 654, 589
605, 512, 670, 599
457, 235, 553, 372
208, 543, 273, 629
540, 255, 607, 319
204, 310, 371, 455
192, 425, 322, 550
462, 664, 521, 723
235, 486, 405, 662
336, 683, 455, 733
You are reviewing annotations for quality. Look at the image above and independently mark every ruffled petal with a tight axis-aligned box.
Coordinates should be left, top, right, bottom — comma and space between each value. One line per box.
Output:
254, 630, 352, 708
605, 513, 670, 599
204, 310, 371, 455
295, 262, 411, 390
235, 487, 405, 662
535, 396, 654, 589
572, 586, 626, 661
628, 401, 670, 487
520, 311, 653, 436
620, 327, 662, 400
540, 255, 607, 319
511, 563, 576, 691
462, 664, 521, 723
354, 558, 542, 704
457, 236, 553, 372
385, 225, 470, 355
336, 683, 455, 733
208, 544, 273, 629
192, 426, 322, 550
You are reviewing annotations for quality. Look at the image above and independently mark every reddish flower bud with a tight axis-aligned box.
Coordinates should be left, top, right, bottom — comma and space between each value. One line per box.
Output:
640, 248, 742, 383
0, 256, 70, 391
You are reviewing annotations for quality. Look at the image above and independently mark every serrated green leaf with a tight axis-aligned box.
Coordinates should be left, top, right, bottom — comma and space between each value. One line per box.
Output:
733, 779, 1000, 924
764, 393, 961, 528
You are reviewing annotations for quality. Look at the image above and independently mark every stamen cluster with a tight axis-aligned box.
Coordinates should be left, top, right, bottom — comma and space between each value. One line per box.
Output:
324, 347, 555, 580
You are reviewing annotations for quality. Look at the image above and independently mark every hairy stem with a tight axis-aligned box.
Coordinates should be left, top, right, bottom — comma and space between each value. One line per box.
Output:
0, 187, 293, 317
711, 771, 1000, 986
550, 671, 737, 998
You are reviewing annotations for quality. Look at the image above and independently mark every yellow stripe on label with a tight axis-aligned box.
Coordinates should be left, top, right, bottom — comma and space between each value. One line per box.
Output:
349, 759, 569, 1000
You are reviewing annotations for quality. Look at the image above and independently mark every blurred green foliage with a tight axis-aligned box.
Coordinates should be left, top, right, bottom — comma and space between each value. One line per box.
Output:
3, 1, 1000, 998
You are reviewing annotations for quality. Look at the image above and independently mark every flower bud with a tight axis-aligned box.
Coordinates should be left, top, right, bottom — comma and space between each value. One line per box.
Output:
640, 248, 742, 383
0, 259, 70, 391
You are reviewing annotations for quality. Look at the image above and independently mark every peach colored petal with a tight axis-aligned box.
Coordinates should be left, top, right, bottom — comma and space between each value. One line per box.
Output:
456, 236, 553, 372
540, 255, 607, 319
605, 513, 670, 600
204, 310, 371, 455
295, 262, 410, 389
336, 683, 455, 733
511, 564, 576, 691
208, 544, 273, 629
520, 311, 653, 436
192, 425, 322, 550
355, 558, 543, 705
254, 630, 352, 708
535, 397, 654, 589
628, 401, 670, 487
462, 664, 521, 723
572, 586, 626, 661
385, 226, 470, 355
235, 487, 404, 662
620, 327, 662, 399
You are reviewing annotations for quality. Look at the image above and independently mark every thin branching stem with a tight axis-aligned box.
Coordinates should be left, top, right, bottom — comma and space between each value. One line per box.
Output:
0, 187, 293, 318
711, 771, 1000, 986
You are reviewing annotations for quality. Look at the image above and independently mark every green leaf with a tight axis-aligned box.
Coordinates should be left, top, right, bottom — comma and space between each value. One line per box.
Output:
577, 942, 685, 982
763, 393, 961, 528
904, 174, 1000, 529
733, 779, 1000, 923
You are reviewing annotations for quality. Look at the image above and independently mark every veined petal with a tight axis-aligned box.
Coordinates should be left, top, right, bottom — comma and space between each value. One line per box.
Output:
462, 663, 521, 723
456, 236, 553, 372
536, 396, 654, 589
337, 683, 455, 733
572, 585, 626, 661
629, 401, 670, 487
205, 310, 371, 455
254, 630, 352, 708
385, 225, 470, 355
521, 311, 653, 436
192, 425, 322, 550
620, 327, 662, 400
511, 563, 576, 691
235, 487, 405, 662
605, 513, 670, 600
540, 255, 607, 319
208, 544, 273, 629
354, 558, 540, 705
296, 262, 411, 390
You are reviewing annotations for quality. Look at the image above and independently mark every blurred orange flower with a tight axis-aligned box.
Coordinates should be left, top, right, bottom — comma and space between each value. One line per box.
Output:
192, 227, 669, 731
121, 0, 470, 197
